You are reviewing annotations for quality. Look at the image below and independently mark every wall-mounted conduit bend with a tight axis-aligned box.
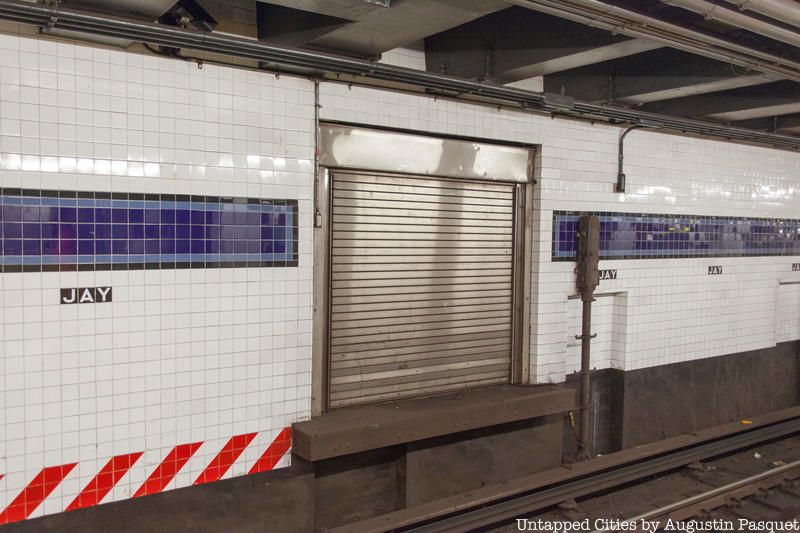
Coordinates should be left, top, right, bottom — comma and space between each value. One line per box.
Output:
0, 0, 799, 150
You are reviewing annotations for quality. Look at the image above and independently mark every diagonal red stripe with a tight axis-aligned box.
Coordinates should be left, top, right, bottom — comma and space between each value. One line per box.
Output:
65, 452, 143, 511
194, 433, 258, 485
249, 428, 292, 474
0, 463, 77, 524
133, 442, 203, 498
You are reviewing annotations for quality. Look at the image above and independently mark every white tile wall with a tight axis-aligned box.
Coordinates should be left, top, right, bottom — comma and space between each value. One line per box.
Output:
565, 293, 627, 374
317, 82, 800, 383
2, 24, 800, 524
777, 281, 800, 343
0, 30, 314, 517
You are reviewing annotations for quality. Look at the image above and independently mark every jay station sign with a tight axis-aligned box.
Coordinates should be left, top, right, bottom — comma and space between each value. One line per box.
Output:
60, 287, 113, 304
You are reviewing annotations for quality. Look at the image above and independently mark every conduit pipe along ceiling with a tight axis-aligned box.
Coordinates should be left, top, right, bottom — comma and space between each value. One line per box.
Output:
1, 0, 800, 150
507, 0, 800, 81
661, 0, 800, 48
724, 0, 800, 29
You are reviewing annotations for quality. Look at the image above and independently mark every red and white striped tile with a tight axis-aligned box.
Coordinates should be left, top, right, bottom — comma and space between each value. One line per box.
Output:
0, 427, 291, 525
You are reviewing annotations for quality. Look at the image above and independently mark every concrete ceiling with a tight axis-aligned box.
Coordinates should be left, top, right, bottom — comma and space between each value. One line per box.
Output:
62, 0, 800, 137
257, 0, 509, 57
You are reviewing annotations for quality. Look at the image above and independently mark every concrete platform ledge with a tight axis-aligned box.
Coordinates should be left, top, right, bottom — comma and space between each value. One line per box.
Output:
293, 384, 574, 461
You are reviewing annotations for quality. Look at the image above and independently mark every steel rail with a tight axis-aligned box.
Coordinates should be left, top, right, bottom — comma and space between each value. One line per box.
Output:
591, 459, 800, 532
0, 0, 800, 150
401, 418, 800, 533
329, 412, 800, 533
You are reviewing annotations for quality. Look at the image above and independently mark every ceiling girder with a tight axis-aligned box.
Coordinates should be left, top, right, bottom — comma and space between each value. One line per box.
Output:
543, 48, 782, 104
424, 7, 661, 82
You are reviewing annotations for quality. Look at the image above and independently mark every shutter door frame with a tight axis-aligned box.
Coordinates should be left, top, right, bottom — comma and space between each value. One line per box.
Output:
311, 124, 534, 415
326, 170, 521, 408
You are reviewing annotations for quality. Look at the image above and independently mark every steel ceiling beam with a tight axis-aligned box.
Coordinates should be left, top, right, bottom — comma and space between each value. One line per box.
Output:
0, 0, 798, 150
507, 0, 800, 83
424, 8, 662, 82
662, 0, 800, 48
640, 80, 800, 119
544, 48, 781, 104
723, 0, 800, 29
734, 114, 800, 132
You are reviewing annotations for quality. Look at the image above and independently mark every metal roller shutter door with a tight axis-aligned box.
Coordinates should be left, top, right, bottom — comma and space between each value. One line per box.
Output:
329, 171, 515, 408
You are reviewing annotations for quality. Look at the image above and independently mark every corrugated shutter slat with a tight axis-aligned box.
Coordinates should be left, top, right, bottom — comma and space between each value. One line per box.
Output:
329, 172, 514, 408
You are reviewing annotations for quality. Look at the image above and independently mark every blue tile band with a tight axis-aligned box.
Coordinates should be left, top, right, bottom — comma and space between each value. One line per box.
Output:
553, 211, 800, 261
0, 189, 298, 272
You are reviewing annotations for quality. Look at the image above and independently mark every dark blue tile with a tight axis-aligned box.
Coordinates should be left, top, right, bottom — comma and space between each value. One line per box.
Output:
60, 207, 77, 222
23, 240, 41, 255
42, 240, 59, 255
96, 208, 111, 223
78, 224, 94, 239
3, 239, 21, 255
78, 240, 94, 255
41, 223, 59, 238
95, 224, 112, 239
4, 222, 22, 238
129, 240, 144, 254
111, 208, 127, 223
112, 240, 129, 254
60, 223, 77, 239
112, 224, 128, 239
24, 223, 41, 239
4, 205, 21, 221
61, 239, 78, 255
130, 224, 144, 239
78, 208, 94, 223
96, 240, 111, 254
2, 191, 298, 269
